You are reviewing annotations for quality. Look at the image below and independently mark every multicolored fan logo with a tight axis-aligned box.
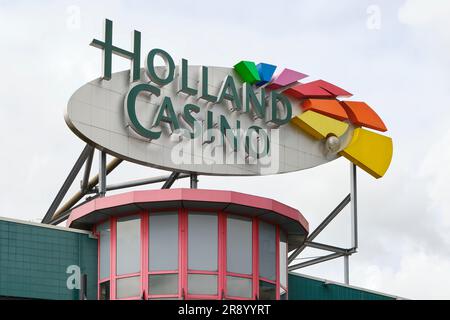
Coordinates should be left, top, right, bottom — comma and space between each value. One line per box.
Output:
233, 61, 393, 179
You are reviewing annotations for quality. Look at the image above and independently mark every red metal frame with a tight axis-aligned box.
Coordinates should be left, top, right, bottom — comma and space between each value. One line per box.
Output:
95, 224, 102, 300
141, 212, 148, 299
180, 208, 188, 299
252, 217, 259, 299
218, 211, 226, 299
110, 216, 117, 299
276, 226, 280, 300
95, 208, 291, 300
222, 214, 254, 300
185, 210, 220, 300
280, 229, 288, 299
114, 215, 143, 300
146, 210, 181, 299
115, 272, 141, 279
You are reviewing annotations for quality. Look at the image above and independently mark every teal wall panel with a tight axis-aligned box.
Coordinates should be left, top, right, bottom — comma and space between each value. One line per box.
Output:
288, 273, 396, 300
0, 219, 98, 300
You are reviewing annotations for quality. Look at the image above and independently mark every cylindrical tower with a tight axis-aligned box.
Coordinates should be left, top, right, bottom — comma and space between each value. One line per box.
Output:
67, 188, 309, 300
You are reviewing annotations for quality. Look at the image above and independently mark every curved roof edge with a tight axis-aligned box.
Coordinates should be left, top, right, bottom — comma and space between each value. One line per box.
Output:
67, 189, 309, 249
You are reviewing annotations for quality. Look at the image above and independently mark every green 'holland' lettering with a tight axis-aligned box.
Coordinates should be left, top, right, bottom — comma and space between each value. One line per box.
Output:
217, 75, 242, 111
91, 19, 141, 82
178, 59, 198, 96
267, 91, 292, 126
199, 66, 218, 103
146, 48, 175, 86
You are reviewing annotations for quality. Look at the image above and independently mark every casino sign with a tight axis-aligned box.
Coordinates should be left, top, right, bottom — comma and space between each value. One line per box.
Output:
65, 19, 393, 178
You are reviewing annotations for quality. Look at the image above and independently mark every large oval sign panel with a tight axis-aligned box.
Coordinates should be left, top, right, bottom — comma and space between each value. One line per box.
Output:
66, 65, 352, 176
66, 20, 393, 178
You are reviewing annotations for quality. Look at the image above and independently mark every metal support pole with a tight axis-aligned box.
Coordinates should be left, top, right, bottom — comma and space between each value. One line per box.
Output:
344, 255, 349, 285
190, 173, 198, 189
344, 163, 357, 285
79, 274, 87, 300
350, 163, 358, 249
99, 150, 107, 197
81, 148, 94, 192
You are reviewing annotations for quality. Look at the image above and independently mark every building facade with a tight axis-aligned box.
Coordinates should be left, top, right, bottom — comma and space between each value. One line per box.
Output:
0, 189, 399, 300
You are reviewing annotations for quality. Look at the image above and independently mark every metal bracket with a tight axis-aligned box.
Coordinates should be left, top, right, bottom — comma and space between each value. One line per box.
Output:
289, 252, 344, 271
288, 194, 351, 264
43, 146, 193, 225
190, 173, 198, 189
48, 194, 100, 226
46, 157, 123, 225
288, 163, 358, 285
162, 172, 181, 189
98, 150, 107, 197
305, 241, 355, 255
90, 173, 190, 192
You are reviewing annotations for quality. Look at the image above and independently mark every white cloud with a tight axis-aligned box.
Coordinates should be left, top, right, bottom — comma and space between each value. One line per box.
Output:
398, 0, 450, 27
420, 125, 450, 229
398, 0, 450, 59
355, 250, 450, 300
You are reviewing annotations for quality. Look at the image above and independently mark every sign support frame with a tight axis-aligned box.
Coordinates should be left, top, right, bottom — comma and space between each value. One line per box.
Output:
288, 163, 358, 285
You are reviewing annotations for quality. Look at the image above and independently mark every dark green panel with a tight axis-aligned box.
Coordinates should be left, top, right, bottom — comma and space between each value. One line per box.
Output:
288, 273, 396, 300
0, 219, 98, 300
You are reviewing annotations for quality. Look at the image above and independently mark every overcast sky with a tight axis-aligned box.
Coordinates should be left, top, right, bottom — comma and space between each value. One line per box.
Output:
1, 0, 450, 299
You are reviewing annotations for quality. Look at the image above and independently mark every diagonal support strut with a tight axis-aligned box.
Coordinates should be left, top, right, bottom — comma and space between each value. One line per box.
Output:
41, 145, 94, 224
162, 172, 181, 189
288, 193, 351, 264
47, 157, 123, 225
